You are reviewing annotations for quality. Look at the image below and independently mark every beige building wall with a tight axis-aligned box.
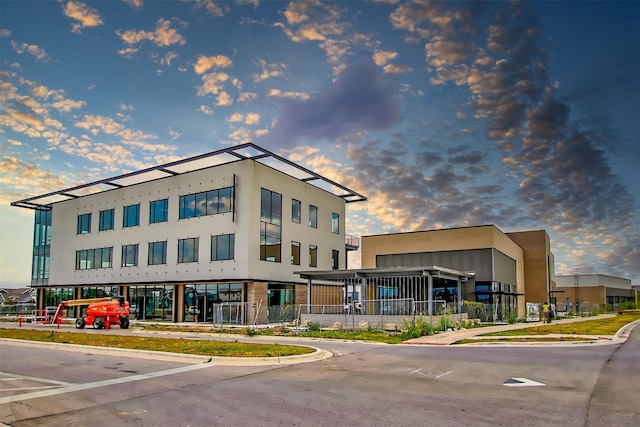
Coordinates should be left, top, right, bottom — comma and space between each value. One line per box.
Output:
506, 230, 554, 304
361, 225, 527, 317
554, 274, 634, 306
555, 286, 606, 308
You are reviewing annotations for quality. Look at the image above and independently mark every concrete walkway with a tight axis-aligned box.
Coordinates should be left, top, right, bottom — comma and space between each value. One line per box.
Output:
400, 314, 637, 346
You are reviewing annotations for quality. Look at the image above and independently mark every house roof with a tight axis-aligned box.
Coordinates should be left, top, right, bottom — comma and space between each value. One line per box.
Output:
11, 143, 367, 210
0, 288, 35, 304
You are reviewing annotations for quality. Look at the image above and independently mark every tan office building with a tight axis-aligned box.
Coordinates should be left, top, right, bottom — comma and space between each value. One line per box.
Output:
361, 225, 555, 320
554, 274, 635, 311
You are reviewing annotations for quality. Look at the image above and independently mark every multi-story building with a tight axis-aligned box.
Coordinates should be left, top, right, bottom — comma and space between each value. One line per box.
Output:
11, 144, 366, 324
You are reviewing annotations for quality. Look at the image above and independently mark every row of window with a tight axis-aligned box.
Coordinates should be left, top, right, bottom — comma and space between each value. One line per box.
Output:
75, 234, 235, 270
259, 188, 340, 266
74, 236, 340, 270
290, 198, 339, 233
76, 186, 234, 234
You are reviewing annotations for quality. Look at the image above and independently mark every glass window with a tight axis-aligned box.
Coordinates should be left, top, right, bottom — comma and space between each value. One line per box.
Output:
260, 189, 282, 262
123, 204, 140, 227
332, 212, 339, 234
195, 192, 207, 217
291, 241, 300, 265
178, 238, 199, 263
219, 187, 233, 213
206, 190, 219, 215
309, 244, 317, 267
179, 194, 196, 219
179, 187, 234, 219
309, 205, 317, 228
101, 247, 112, 268
331, 249, 339, 269
148, 241, 167, 265
77, 213, 91, 234
121, 244, 138, 267
99, 209, 114, 231
211, 234, 235, 261
75, 247, 112, 270
149, 199, 168, 224
291, 199, 301, 223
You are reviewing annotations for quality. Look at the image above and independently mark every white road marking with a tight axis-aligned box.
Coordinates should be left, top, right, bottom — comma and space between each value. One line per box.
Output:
2, 386, 59, 392
0, 371, 72, 386
0, 361, 214, 405
503, 377, 545, 387
435, 370, 452, 379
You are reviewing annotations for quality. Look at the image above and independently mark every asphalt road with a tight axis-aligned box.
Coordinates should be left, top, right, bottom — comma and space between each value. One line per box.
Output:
1, 325, 638, 427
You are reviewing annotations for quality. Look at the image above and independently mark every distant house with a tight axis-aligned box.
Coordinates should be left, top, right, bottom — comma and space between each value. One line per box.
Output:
0, 288, 36, 305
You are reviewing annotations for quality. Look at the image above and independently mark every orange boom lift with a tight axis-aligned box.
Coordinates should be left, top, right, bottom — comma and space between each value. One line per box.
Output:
53, 296, 131, 330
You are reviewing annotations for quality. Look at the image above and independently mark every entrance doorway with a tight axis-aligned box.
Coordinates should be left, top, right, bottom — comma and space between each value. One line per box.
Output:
267, 284, 294, 323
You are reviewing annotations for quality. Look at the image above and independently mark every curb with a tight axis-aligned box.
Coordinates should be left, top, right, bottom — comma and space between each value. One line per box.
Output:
0, 338, 332, 366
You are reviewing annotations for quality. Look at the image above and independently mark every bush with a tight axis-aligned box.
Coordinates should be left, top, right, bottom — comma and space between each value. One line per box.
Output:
401, 316, 434, 340
306, 321, 321, 332
621, 301, 638, 311
440, 315, 452, 331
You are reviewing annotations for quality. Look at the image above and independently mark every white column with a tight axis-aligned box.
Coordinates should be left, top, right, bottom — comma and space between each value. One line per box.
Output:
427, 273, 433, 316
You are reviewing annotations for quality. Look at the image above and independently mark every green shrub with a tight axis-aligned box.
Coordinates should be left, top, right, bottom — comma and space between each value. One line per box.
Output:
440, 315, 452, 331
400, 316, 434, 340
620, 301, 638, 311
306, 321, 321, 332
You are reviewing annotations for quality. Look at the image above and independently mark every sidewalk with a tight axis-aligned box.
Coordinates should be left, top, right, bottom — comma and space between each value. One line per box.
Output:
401, 314, 626, 346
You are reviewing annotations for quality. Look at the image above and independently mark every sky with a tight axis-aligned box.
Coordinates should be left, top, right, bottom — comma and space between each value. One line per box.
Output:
1, 0, 639, 288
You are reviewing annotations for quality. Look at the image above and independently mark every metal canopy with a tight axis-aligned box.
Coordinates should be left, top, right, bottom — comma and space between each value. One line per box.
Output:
295, 265, 474, 281
11, 142, 367, 210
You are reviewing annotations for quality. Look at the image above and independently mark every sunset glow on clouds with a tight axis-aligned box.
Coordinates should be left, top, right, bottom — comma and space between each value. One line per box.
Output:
1, 1, 638, 286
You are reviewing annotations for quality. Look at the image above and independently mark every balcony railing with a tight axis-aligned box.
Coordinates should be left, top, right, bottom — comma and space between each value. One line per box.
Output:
345, 234, 359, 250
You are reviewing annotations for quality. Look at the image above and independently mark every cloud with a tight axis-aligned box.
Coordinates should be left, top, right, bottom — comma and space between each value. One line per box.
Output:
258, 56, 398, 148
197, 72, 230, 96
372, 50, 398, 66
226, 112, 260, 126
63, 1, 104, 34
123, 0, 143, 10
117, 18, 186, 49
193, 0, 225, 17
194, 55, 233, 74
10, 41, 51, 62
276, 2, 351, 66
385, 1, 639, 277
252, 59, 286, 83
0, 156, 66, 202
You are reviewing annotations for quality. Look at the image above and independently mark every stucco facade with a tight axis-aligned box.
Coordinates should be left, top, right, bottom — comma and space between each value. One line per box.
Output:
13, 144, 365, 324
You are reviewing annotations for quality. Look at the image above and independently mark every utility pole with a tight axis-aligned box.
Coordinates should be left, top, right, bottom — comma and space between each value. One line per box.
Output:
574, 268, 580, 316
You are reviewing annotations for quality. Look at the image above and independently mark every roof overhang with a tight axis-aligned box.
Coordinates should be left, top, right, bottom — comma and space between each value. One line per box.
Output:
295, 265, 475, 281
11, 143, 367, 210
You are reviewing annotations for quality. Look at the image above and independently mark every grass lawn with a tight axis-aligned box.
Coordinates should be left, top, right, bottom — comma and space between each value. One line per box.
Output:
139, 324, 406, 344
455, 336, 601, 345
0, 329, 315, 357
481, 313, 640, 337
